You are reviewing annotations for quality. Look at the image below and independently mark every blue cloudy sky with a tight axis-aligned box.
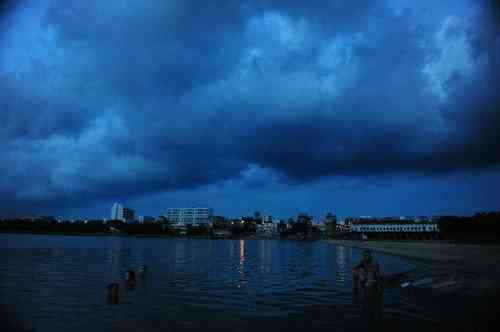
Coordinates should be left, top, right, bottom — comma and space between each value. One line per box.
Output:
1, 0, 499, 220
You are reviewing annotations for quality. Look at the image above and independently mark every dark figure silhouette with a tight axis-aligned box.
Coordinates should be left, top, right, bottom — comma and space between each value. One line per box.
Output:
126, 270, 136, 290
352, 250, 383, 324
106, 283, 119, 304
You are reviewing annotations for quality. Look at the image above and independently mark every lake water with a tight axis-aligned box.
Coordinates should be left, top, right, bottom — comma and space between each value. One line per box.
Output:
0, 234, 482, 331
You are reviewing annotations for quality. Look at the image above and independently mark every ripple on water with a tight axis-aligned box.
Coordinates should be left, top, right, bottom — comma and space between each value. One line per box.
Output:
0, 235, 452, 332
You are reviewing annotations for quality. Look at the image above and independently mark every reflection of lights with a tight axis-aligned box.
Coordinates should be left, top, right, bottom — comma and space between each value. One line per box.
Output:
108, 237, 123, 276
239, 239, 245, 268
237, 240, 246, 288
336, 245, 346, 282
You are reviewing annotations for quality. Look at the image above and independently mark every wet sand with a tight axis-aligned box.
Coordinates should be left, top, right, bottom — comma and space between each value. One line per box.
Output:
329, 240, 500, 331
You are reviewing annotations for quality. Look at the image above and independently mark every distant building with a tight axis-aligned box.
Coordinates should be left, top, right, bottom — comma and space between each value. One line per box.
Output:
262, 215, 274, 224
349, 216, 439, 240
296, 213, 313, 225
256, 222, 279, 237
324, 213, 337, 237
351, 220, 439, 232
256, 216, 279, 237
165, 207, 212, 229
122, 208, 135, 222
111, 203, 122, 220
110, 203, 135, 222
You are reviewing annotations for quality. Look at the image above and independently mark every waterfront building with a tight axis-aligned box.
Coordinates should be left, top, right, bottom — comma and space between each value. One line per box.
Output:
256, 221, 279, 237
110, 203, 135, 222
349, 216, 439, 240
165, 207, 212, 229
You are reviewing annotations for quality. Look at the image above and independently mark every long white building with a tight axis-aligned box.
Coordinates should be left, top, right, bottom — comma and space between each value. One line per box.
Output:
351, 221, 439, 233
347, 217, 439, 240
165, 207, 212, 229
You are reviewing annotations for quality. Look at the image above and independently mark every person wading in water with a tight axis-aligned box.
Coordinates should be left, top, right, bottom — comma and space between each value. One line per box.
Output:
352, 249, 383, 322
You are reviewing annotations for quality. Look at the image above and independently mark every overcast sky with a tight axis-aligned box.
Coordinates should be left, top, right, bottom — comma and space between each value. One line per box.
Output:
1, 0, 499, 220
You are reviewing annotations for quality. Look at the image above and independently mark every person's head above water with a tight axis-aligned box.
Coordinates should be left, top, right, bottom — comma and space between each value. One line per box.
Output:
126, 270, 136, 282
106, 283, 119, 304
107, 283, 119, 293
362, 249, 372, 263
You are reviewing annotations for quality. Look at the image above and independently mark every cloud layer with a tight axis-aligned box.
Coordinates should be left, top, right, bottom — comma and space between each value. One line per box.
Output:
1, 0, 499, 215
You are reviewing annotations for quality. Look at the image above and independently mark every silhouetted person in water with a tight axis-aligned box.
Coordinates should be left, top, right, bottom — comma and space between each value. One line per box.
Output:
352, 250, 383, 322
126, 270, 136, 290
106, 283, 119, 304
353, 250, 380, 290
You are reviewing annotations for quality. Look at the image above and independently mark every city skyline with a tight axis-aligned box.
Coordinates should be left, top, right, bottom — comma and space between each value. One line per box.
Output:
1, 1, 499, 219
6, 203, 493, 225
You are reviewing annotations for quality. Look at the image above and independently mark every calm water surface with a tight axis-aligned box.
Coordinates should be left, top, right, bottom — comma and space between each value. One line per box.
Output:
0, 234, 476, 331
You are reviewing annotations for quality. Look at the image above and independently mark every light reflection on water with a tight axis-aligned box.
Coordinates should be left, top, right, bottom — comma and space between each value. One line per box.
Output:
336, 245, 347, 283
238, 239, 246, 288
0, 233, 469, 332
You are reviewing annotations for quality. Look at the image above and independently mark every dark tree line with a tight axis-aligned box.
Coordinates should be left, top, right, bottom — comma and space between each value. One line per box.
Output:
0, 213, 327, 239
0, 218, 108, 233
0, 218, 171, 235
438, 212, 500, 242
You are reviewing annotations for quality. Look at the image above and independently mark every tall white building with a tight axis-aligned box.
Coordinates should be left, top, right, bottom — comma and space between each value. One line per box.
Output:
111, 203, 135, 222
111, 203, 123, 220
165, 207, 212, 229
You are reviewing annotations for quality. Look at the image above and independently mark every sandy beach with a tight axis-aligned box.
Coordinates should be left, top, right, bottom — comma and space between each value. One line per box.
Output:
328, 239, 500, 295
328, 240, 500, 330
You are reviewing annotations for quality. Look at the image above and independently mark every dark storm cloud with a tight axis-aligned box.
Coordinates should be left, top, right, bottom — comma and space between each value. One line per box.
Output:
0, 0, 17, 18
0, 0, 499, 215
0, 72, 91, 140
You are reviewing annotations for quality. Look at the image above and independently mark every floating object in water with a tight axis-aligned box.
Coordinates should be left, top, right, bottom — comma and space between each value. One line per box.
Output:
400, 282, 411, 288
106, 283, 119, 304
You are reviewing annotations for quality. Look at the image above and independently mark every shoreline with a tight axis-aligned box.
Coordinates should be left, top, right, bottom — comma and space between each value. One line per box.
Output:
0, 230, 284, 240
328, 240, 500, 331
327, 239, 500, 296
3, 231, 500, 295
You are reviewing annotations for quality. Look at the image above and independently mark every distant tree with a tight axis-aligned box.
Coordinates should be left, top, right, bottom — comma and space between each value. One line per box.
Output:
212, 216, 227, 229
